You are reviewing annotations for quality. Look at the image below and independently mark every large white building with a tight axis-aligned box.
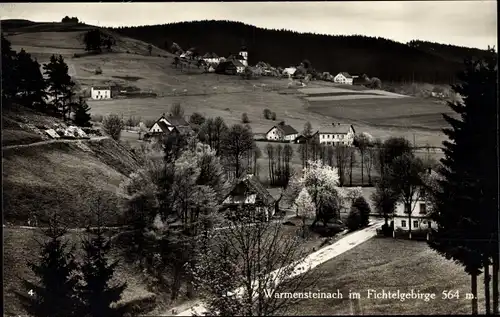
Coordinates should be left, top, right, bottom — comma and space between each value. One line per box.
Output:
391, 170, 439, 239
239, 47, 248, 67
266, 122, 299, 142
333, 72, 354, 85
317, 123, 355, 146
90, 86, 111, 100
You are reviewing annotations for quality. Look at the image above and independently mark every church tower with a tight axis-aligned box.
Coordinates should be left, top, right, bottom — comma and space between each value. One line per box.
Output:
239, 46, 248, 67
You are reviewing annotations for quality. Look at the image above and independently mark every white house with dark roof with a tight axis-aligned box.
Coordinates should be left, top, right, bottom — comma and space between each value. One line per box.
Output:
333, 72, 354, 85
266, 122, 299, 142
318, 123, 355, 146
91, 86, 111, 100
149, 113, 191, 134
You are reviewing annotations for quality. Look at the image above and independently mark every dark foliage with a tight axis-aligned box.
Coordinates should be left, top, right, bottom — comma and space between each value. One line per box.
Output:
346, 207, 362, 231
352, 196, 371, 227
61, 16, 79, 23
82, 29, 116, 53
73, 97, 92, 127
43, 55, 76, 120
113, 20, 490, 84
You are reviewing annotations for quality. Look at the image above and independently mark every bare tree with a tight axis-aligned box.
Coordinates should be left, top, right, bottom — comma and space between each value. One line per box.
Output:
334, 145, 349, 186
191, 212, 321, 316
102, 114, 124, 141
364, 147, 376, 185
221, 124, 255, 179
347, 148, 356, 186
170, 102, 184, 117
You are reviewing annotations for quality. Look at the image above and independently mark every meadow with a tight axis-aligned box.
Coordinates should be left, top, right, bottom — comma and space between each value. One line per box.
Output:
283, 237, 490, 315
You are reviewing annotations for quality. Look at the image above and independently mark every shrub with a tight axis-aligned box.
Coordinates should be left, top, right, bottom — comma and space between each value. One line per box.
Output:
95, 67, 103, 75
263, 109, 271, 120
241, 113, 250, 123
189, 112, 206, 126
346, 207, 362, 231
352, 196, 371, 227
102, 114, 124, 141
271, 112, 277, 121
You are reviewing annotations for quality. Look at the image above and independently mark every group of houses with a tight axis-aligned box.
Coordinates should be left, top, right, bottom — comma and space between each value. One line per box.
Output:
265, 121, 356, 146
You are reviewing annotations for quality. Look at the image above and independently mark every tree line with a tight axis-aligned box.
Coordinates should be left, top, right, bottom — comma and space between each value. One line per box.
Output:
112, 20, 489, 84
2, 34, 92, 127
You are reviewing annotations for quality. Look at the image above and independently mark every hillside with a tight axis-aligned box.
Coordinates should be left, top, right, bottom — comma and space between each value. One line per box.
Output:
112, 20, 488, 84
2, 106, 141, 227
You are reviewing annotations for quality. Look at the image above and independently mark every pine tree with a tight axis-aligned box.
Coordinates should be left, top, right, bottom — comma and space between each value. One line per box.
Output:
428, 49, 498, 315
79, 207, 126, 317
16, 218, 82, 317
43, 55, 75, 119
73, 97, 93, 127
15, 49, 47, 111
1, 33, 18, 105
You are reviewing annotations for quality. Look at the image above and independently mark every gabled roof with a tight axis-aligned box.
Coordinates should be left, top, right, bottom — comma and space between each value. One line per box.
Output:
156, 121, 171, 133
319, 123, 354, 134
222, 174, 275, 205
165, 115, 189, 127
336, 72, 353, 79
175, 125, 193, 135
267, 124, 299, 136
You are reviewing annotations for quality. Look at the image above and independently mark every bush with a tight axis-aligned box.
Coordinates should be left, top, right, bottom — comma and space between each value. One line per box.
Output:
189, 112, 206, 126
263, 109, 271, 120
271, 112, 277, 121
102, 114, 124, 141
95, 67, 103, 75
242, 113, 250, 123
346, 207, 362, 231
352, 196, 371, 227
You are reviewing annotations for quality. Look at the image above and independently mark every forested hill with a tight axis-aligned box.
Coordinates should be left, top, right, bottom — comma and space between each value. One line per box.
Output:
112, 20, 489, 84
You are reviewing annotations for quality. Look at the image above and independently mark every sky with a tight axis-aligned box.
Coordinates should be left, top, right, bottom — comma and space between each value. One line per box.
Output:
0, 1, 497, 49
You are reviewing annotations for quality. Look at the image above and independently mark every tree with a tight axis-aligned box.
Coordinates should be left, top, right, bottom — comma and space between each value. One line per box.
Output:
221, 124, 255, 178
302, 121, 313, 137
364, 147, 376, 185
347, 147, 356, 186
334, 145, 349, 186
428, 50, 498, 315
73, 97, 92, 127
43, 55, 75, 119
354, 133, 372, 185
14, 49, 47, 110
352, 196, 371, 227
271, 112, 277, 121
189, 112, 206, 127
346, 206, 362, 231
191, 215, 320, 316
79, 198, 126, 317
2, 33, 18, 106
198, 117, 228, 156
377, 137, 413, 178
147, 44, 152, 56
295, 188, 316, 238
241, 112, 250, 123
170, 102, 184, 117
102, 114, 124, 141
263, 109, 271, 120
16, 217, 82, 317
371, 178, 398, 233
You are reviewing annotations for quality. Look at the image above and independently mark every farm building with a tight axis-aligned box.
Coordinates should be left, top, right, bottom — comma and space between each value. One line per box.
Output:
333, 72, 354, 85
318, 123, 356, 146
391, 168, 439, 239
266, 122, 299, 142
215, 59, 246, 75
149, 113, 190, 134
202, 52, 222, 65
220, 174, 276, 221
90, 86, 111, 100
294, 131, 319, 144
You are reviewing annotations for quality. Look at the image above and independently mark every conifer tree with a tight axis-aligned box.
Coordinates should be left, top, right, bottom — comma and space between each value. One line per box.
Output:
16, 216, 82, 317
79, 201, 126, 317
15, 49, 47, 111
73, 97, 93, 127
428, 49, 498, 315
43, 55, 75, 119
1, 33, 18, 105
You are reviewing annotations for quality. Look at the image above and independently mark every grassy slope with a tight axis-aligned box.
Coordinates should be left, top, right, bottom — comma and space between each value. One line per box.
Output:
284, 237, 489, 315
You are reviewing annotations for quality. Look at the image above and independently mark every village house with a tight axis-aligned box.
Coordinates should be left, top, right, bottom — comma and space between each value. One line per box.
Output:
220, 174, 276, 221
294, 131, 319, 144
202, 52, 223, 65
391, 168, 439, 239
283, 67, 297, 78
90, 86, 111, 100
148, 113, 191, 135
318, 123, 355, 146
215, 59, 246, 75
265, 122, 299, 142
333, 72, 354, 85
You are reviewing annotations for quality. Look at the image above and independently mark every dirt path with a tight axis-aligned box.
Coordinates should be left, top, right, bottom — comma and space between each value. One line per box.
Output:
2, 136, 109, 150
165, 219, 384, 316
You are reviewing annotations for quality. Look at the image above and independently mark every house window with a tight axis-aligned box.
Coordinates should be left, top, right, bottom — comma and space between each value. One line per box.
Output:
419, 203, 427, 214
413, 220, 419, 228
401, 220, 407, 228
404, 204, 411, 213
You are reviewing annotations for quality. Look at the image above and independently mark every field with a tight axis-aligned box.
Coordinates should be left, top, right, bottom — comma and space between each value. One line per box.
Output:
283, 237, 490, 315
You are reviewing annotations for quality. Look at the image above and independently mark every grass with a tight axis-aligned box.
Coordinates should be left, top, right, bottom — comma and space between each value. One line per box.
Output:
283, 237, 489, 315
2, 139, 140, 227
3, 228, 156, 317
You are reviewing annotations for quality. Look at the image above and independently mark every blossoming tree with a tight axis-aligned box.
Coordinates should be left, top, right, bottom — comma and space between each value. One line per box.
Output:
295, 188, 316, 237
